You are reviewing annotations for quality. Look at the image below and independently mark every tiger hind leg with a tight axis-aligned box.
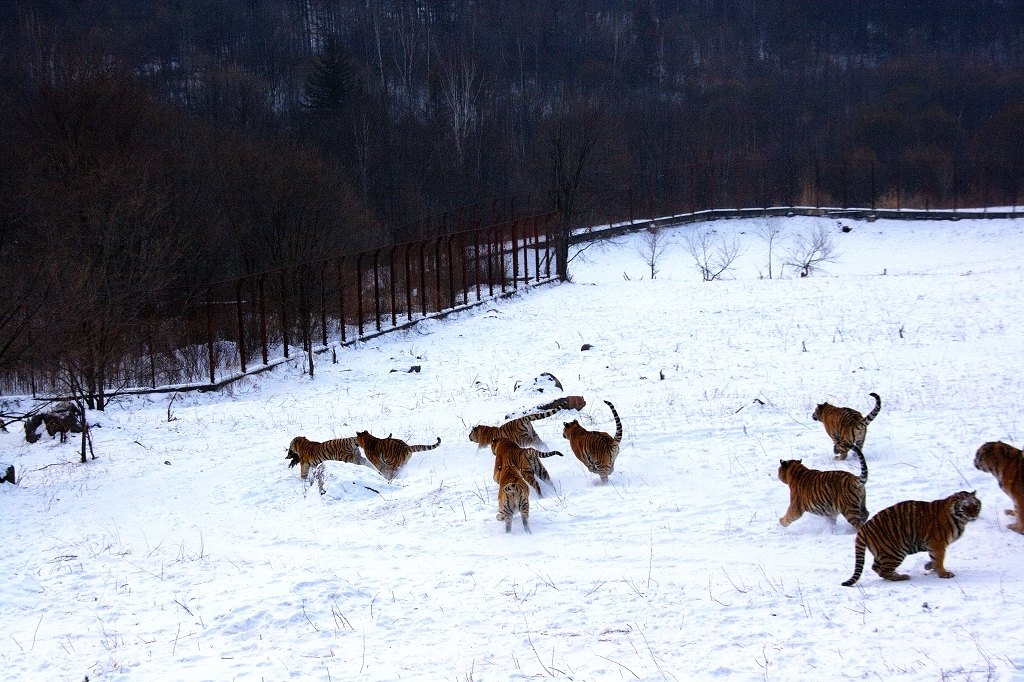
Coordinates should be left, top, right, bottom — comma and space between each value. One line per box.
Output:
873, 556, 910, 581
497, 510, 512, 533
524, 471, 543, 498
535, 461, 553, 486
842, 509, 866, 528
832, 440, 849, 460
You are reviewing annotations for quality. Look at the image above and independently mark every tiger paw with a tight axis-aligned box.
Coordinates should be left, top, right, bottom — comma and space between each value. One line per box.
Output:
937, 570, 955, 578
1006, 523, 1024, 534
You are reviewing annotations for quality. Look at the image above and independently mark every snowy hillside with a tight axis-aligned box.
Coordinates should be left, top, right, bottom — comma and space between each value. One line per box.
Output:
3, 214, 1024, 681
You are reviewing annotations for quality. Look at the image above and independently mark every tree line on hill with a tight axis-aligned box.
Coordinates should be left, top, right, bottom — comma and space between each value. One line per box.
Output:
0, 0, 1022, 404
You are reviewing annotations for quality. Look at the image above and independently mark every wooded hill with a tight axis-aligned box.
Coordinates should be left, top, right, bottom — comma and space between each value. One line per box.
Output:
0, 1, 1022, 399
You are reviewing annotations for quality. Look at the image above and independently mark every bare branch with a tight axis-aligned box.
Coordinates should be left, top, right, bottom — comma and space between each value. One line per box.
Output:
785, 225, 839, 277
684, 228, 742, 281
636, 226, 669, 280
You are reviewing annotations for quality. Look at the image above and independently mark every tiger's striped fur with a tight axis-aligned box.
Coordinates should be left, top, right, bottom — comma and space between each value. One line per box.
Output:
778, 442, 868, 528
562, 400, 622, 483
496, 465, 531, 534
286, 436, 367, 480
490, 437, 564, 498
842, 490, 981, 586
812, 391, 882, 460
356, 431, 441, 482
469, 409, 558, 449
974, 441, 1024, 533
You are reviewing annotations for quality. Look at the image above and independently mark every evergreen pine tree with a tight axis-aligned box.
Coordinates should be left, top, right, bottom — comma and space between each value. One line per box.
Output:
301, 35, 358, 113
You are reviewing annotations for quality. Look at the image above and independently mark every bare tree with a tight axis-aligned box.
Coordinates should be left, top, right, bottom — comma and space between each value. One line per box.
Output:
684, 228, 742, 281
637, 226, 669, 279
544, 99, 605, 281
15, 57, 191, 409
436, 51, 481, 168
756, 219, 785, 279
786, 225, 839, 277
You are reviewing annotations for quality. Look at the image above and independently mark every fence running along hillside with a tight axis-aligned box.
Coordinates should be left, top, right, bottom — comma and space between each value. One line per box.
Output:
6, 213, 558, 401
6, 165, 1023, 404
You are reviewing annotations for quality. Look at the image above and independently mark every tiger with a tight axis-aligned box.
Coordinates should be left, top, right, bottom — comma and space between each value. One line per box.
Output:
286, 436, 367, 480
841, 490, 981, 586
490, 437, 564, 498
469, 408, 558, 449
778, 442, 868, 528
562, 400, 622, 483
812, 391, 881, 460
974, 441, 1024, 534
356, 431, 441, 482
496, 464, 532, 534
24, 403, 83, 444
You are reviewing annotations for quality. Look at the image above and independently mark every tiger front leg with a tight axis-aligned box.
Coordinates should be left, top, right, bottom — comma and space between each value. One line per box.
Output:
778, 501, 803, 527
1006, 517, 1024, 533
923, 547, 955, 578
1004, 502, 1024, 533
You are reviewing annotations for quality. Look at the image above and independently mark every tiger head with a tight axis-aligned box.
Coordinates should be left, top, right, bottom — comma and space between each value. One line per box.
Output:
974, 449, 992, 473
468, 424, 491, 446
973, 442, 1019, 475
811, 403, 831, 421
285, 436, 306, 468
355, 430, 373, 449
562, 420, 583, 439
777, 459, 807, 483
951, 490, 982, 522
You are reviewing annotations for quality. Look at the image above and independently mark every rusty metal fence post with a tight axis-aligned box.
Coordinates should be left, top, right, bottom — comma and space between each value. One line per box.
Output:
536, 218, 544, 280
279, 271, 290, 359
372, 249, 382, 332
389, 246, 398, 327
419, 241, 428, 317
205, 286, 215, 384
433, 237, 443, 312
356, 253, 366, 336
258, 275, 269, 365
498, 221, 507, 293
404, 244, 413, 322
447, 235, 456, 309
510, 219, 520, 290
337, 257, 347, 344
235, 279, 247, 374
474, 222, 482, 302
319, 266, 328, 349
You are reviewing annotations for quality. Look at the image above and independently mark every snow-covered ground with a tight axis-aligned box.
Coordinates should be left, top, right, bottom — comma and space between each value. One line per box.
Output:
3, 214, 1024, 681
